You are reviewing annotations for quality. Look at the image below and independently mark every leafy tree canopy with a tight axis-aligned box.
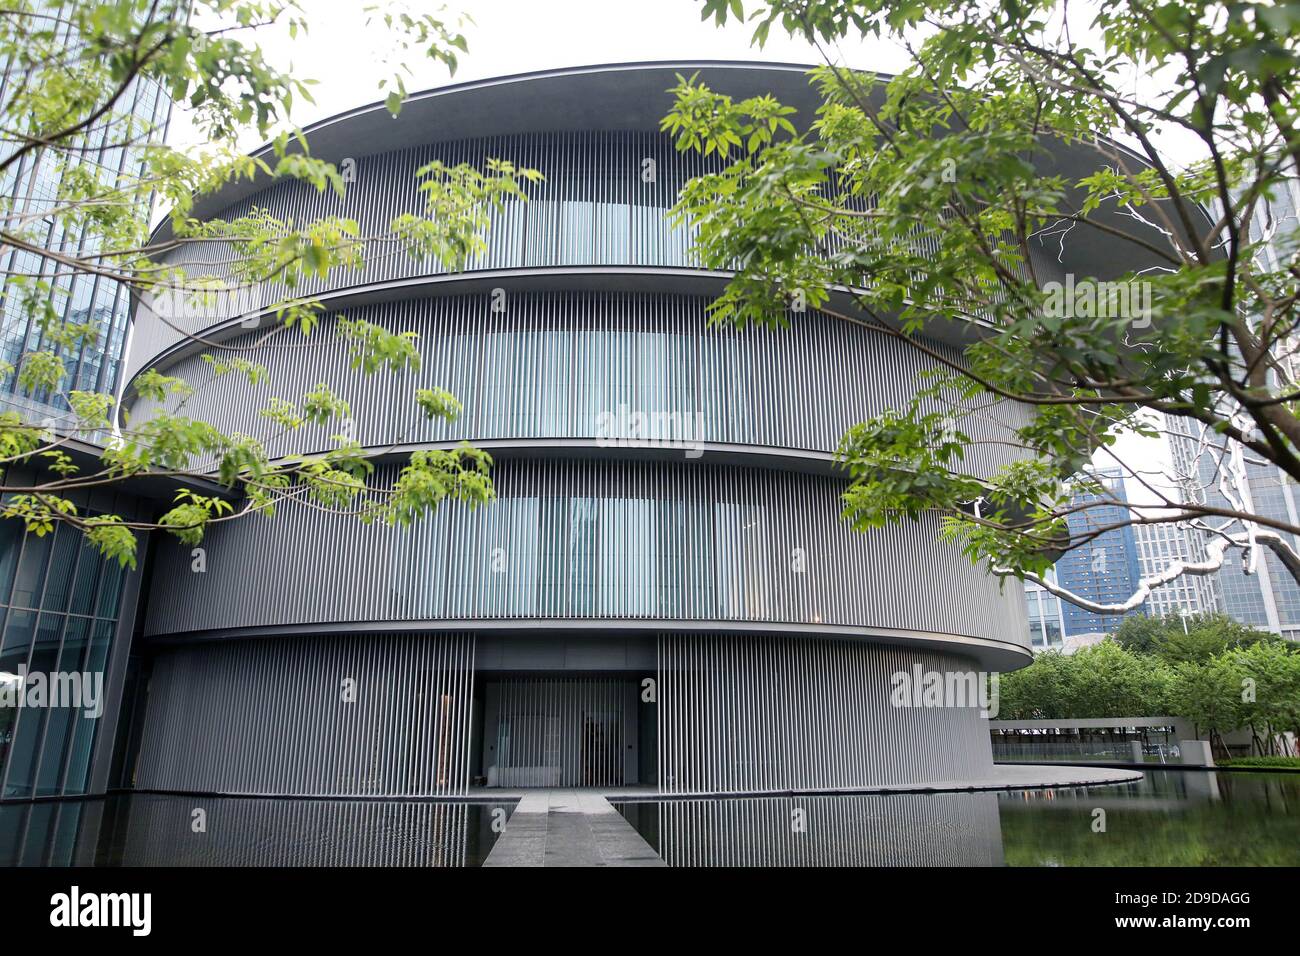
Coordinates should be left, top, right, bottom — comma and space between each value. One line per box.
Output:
998, 637, 1299, 758
671, 0, 1300, 599
0, 1, 541, 567
1114, 612, 1284, 663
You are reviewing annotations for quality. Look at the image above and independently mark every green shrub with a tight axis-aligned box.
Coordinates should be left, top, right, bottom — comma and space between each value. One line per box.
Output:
1220, 756, 1300, 769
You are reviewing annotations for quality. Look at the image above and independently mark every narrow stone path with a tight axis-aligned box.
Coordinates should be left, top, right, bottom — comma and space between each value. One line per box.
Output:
483, 790, 666, 867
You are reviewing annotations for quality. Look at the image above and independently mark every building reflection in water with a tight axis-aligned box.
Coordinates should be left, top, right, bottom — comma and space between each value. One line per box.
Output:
616, 792, 1005, 867
0, 795, 513, 867
5, 770, 1293, 867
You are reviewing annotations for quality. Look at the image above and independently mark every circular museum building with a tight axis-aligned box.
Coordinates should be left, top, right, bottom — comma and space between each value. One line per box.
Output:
117, 62, 1088, 799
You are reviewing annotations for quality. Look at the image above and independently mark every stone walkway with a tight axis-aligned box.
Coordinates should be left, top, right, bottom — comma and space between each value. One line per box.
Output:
483, 790, 666, 867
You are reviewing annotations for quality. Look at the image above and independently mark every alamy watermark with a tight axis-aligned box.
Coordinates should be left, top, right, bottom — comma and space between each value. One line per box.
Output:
890, 665, 1000, 718
50, 886, 151, 936
594, 403, 705, 459
0, 666, 104, 718
1042, 274, 1152, 328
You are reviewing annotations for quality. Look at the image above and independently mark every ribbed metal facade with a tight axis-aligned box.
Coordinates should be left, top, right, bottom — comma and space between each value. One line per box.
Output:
126, 130, 727, 375
635, 792, 1004, 866
657, 635, 992, 794
128, 291, 1029, 476
103, 795, 485, 867
142, 459, 1025, 646
133, 633, 476, 797
482, 677, 635, 787
130, 630, 995, 798
123, 63, 1041, 800
125, 128, 1066, 382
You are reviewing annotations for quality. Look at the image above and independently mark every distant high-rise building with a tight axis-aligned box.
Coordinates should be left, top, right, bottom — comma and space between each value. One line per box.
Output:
1133, 520, 1218, 620
0, 6, 171, 802
1161, 173, 1300, 640
1166, 420, 1300, 639
1022, 468, 1220, 645
1024, 570, 1067, 650
1053, 468, 1146, 636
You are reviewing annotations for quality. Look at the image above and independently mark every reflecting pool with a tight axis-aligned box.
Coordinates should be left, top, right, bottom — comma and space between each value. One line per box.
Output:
0, 794, 516, 867
996, 769, 1300, 867
0, 770, 1296, 866
614, 770, 1300, 867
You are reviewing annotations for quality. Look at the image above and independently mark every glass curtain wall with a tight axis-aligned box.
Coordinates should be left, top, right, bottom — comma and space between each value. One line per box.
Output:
0, 490, 137, 799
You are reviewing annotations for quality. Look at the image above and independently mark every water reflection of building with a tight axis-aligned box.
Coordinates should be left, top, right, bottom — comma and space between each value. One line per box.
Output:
619, 793, 1004, 867
0, 795, 510, 867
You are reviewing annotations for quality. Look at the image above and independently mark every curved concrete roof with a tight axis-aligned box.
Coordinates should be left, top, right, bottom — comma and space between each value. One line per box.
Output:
168, 59, 1195, 281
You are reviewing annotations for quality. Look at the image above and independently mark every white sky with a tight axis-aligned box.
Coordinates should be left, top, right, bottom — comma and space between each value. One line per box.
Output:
175, 0, 1172, 487
175, 0, 906, 150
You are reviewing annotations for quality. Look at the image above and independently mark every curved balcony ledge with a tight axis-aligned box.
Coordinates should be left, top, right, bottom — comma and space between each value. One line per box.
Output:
122, 264, 992, 391
141, 617, 1033, 672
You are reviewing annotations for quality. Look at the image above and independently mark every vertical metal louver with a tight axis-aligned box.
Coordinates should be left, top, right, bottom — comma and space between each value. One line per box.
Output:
126, 130, 732, 378
133, 633, 476, 797
649, 792, 1004, 867
127, 291, 1031, 479
656, 634, 995, 794
108, 794, 481, 866
482, 677, 635, 788
141, 459, 1028, 649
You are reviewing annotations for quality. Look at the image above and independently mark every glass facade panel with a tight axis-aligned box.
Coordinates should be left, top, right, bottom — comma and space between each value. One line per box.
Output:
0, 515, 19, 605
40, 524, 79, 613
68, 544, 103, 617
0, 479, 139, 798
63, 620, 115, 795
10, 531, 52, 608
0, 64, 168, 426
2, 613, 63, 797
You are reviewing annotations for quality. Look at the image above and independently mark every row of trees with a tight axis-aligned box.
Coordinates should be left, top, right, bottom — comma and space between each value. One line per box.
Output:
996, 617, 1300, 759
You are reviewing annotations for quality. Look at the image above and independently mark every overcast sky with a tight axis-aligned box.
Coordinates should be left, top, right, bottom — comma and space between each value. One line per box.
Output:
176, 0, 1172, 488
176, 0, 904, 150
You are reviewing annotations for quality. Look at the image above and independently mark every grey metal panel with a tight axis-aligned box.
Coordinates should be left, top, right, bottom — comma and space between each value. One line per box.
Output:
106, 793, 479, 866
132, 633, 476, 797
141, 459, 1029, 655
126, 130, 732, 380
481, 677, 635, 787
126, 291, 1032, 478
656, 635, 995, 794
474, 634, 656, 671
647, 791, 1004, 866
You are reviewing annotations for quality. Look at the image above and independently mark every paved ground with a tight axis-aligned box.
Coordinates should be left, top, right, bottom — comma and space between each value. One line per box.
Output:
482, 790, 667, 867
